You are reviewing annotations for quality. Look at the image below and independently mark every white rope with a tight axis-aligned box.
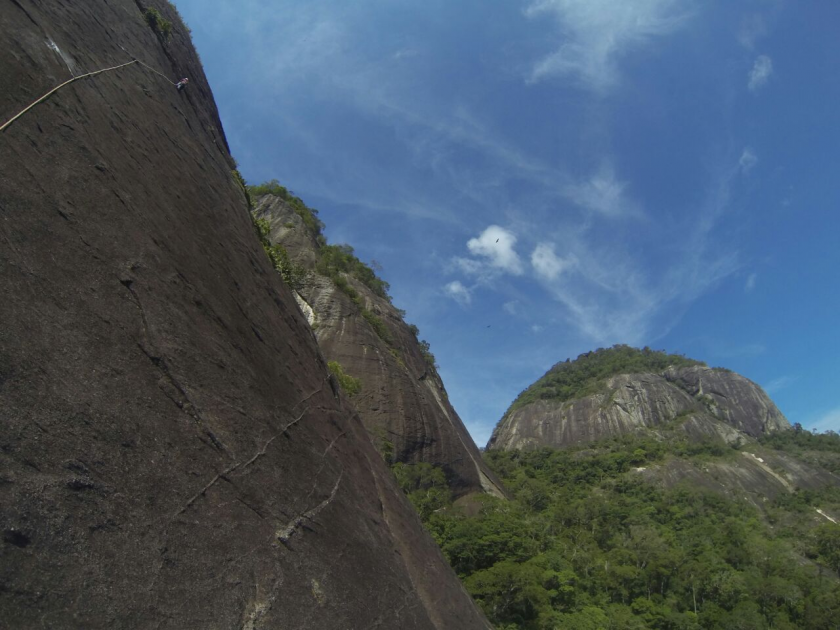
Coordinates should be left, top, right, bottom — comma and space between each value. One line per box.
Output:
1, 56, 179, 134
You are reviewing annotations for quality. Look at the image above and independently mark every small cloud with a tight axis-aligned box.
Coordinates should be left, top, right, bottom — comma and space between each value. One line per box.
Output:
565, 164, 639, 218
503, 300, 519, 315
810, 407, 840, 434
393, 48, 420, 61
744, 272, 757, 292
464, 225, 524, 275
748, 55, 773, 91
739, 148, 758, 174
444, 280, 472, 306
531, 243, 575, 281
531, 324, 544, 334
764, 375, 796, 395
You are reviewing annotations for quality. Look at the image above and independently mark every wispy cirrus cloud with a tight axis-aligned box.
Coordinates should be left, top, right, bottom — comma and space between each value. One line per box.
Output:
748, 55, 773, 91
810, 407, 840, 434
524, 0, 695, 90
565, 164, 642, 218
764, 375, 796, 395
531, 243, 576, 281
738, 13, 768, 51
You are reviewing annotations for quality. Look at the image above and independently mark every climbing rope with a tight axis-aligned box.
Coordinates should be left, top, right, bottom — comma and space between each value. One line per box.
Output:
0, 56, 178, 134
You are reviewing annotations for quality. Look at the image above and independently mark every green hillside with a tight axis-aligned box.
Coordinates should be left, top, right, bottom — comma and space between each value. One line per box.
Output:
395, 430, 840, 629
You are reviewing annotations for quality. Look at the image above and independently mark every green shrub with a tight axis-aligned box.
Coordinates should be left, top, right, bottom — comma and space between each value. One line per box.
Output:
370, 426, 395, 463
248, 178, 289, 198
248, 179, 326, 237
266, 244, 308, 292
317, 244, 390, 300
327, 361, 361, 397
249, 212, 308, 291
362, 309, 392, 344
143, 7, 172, 40
165, 1, 191, 34
418, 339, 438, 369
231, 169, 252, 208
391, 462, 452, 520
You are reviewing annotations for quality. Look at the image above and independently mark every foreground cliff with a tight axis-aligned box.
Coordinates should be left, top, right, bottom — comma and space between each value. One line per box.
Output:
252, 191, 506, 499
0, 2, 490, 627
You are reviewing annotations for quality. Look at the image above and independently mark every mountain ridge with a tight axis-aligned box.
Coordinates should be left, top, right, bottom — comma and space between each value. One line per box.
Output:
250, 190, 507, 499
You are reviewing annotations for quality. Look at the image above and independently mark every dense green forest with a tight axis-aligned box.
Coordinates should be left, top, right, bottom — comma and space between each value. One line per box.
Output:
394, 431, 840, 629
507, 345, 705, 413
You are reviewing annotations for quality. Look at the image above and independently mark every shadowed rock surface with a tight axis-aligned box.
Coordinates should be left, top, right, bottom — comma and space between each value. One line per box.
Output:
253, 193, 507, 499
488, 366, 790, 451
0, 2, 491, 628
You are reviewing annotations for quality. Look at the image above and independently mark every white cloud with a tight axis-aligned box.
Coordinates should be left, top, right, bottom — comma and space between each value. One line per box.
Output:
503, 301, 519, 315
565, 164, 640, 218
444, 281, 472, 306
764, 375, 796, 395
524, 0, 694, 90
739, 148, 758, 174
531, 243, 576, 281
810, 407, 840, 434
465, 225, 524, 275
744, 272, 757, 292
748, 55, 773, 91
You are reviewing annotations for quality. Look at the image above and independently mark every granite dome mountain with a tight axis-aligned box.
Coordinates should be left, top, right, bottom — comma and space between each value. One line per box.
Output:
488, 345, 790, 451
487, 346, 838, 508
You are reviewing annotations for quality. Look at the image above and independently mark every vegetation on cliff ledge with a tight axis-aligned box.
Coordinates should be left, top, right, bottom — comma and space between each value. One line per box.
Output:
507, 345, 705, 413
327, 360, 361, 397
248, 179, 439, 368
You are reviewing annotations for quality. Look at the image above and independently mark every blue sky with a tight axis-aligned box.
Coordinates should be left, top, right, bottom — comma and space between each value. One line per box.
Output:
174, 0, 839, 445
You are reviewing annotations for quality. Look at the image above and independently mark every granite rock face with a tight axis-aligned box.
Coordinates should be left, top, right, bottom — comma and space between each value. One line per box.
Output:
487, 366, 790, 451
0, 3, 491, 628
253, 194, 506, 499
663, 366, 790, 436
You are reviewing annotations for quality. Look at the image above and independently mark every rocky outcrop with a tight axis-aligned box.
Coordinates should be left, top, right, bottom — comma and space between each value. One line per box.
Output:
0, 3, 491, 628
663, 366, 790, 436
634, 448, 840, 510
487, 366, 790, 451
254, 194, 506, 499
